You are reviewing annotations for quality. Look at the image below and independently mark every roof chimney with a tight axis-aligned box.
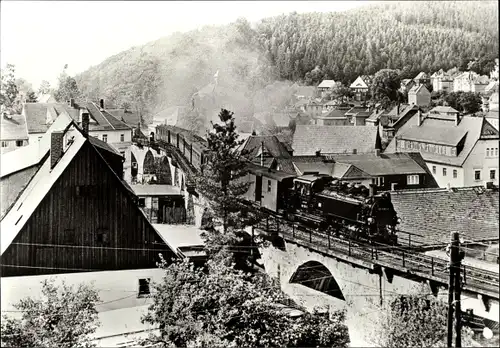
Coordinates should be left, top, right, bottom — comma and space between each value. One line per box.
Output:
82, 111, 90, 137
375, 149, 381, 156
352, 149, 357, 154
315, 149, 322, 157
455, 113, 460, 126
99, 99, 104, 110
51, 131, 65, 169
69, 99, 75, 108
417, 109, 422, 126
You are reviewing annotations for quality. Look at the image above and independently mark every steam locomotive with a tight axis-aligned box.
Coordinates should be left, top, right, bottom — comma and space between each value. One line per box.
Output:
247, 168, 400, 245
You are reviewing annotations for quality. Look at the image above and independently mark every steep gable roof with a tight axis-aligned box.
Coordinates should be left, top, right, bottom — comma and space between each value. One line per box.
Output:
391, 187, 499, 246
414, 72, 429, 80
292, 125, 380, 156
241, 135, 291, 159
106, 109, 141, 128
349, 76, 369, 89
408, 84, 430, 95
1, 114, 29, 141
430, 106, 459, 114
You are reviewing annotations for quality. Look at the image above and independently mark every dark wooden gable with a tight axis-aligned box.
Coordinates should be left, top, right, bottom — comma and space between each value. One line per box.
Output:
1, 141, 174, 277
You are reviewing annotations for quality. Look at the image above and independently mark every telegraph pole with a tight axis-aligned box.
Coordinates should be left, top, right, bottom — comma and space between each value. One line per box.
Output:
447, 231, 458, 347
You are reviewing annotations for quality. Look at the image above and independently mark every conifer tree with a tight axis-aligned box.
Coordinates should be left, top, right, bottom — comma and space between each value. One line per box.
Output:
195, 108, 264, 269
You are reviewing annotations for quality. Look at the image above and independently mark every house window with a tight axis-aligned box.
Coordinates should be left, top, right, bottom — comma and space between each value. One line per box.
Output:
374, 177, 384, 186
453, 169, 457, 179
120, 134, 124, 142
267, 180, 272, 192
474, 170, 481, 181
1, 141, 7, 147
138, 198, 146, 207
490, 170, 496, 180
487, 148, 490, 157
432, 166, 436, 174
102, 134, 108, 143
442, 168, 447, 176
96, 229, 109, 246
407, 175, 419, 185
16, 140, 23, 147
137, 278, 151, 298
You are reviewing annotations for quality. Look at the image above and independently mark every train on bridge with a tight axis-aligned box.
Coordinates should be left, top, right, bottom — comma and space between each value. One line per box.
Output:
153, 125, 400, 245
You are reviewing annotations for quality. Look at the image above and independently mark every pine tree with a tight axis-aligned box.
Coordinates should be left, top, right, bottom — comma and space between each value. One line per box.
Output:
195, 109, 264, 270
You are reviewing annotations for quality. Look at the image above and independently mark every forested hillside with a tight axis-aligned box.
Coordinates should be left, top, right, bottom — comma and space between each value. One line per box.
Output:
75, 1, 498, 122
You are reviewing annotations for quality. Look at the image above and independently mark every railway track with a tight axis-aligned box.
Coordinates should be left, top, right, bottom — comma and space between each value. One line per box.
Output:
256, 214, 499, 299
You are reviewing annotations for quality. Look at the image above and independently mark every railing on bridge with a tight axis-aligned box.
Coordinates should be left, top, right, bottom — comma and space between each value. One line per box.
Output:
256, 214, 499, 299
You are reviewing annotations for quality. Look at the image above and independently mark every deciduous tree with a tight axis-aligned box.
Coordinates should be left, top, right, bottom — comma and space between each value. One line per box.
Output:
38, 80, 52, 95
1, 64, 19, 109
141, 257, 350, 348
0, 279, 100, 348
54, 64, 82, 103
371, 69, 401, 102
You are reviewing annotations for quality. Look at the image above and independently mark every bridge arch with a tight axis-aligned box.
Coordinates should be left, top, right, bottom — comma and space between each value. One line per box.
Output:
289, 261, 345, 301
157, 157, 172, 185
143, 150, 155, 174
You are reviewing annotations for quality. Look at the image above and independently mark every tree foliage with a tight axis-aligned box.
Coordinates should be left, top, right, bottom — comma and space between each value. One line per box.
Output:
445, 91, 483, 114
0, 279, 100, 348
54, 64, 82, 103
371, 69, 402, 102
195, 109, 264, 270
371, 295, 476, 348
38, 80, 52, 95
141, 256, 350, 348
1, 64, 19, 109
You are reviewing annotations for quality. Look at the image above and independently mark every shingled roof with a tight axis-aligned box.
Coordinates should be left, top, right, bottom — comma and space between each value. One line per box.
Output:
241, 135, 295, 174
392, 186, 499, 246
1, 114, 28, 141
292, 125, 380, 156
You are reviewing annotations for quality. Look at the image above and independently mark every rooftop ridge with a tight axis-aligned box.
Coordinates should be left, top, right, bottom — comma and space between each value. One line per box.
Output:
391, 185, 496, 195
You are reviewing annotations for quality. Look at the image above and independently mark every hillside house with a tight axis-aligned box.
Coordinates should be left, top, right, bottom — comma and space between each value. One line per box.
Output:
429, 106, 460, 117
413, 72, 430, 86
1, 110, 29, 154
349, 76, 372, 101
408, 84, 431, 107
240, 135, 295, 174
0, 115, 174, 277
385, 111, 499, 188
291, 152, 437, 191
22, 99, 133, 182
453, 71, 490, 93
430, 69, 454, 93
317, 79, 337, 98
366, 104, 421, 144
400, 79, 416, 93
293, 99, 323, 118
292, 125, 381, 156
314, 109, 349, 126
344, 106, 372, 126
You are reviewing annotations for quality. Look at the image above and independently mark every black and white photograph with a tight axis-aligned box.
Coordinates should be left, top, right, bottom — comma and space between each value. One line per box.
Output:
0, 0, 498, 347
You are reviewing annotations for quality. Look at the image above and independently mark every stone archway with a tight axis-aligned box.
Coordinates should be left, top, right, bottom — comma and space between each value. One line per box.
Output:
289, 261, 345, 301
157, 157, 172, 185
143, 150, 155, 174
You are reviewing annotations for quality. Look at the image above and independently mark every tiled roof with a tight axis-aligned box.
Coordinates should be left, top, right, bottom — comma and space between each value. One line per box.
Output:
88, 136, 121, 156
1, 114, 28, 141
317, 80, 336, 89
392, 186, 499, 246
241, 135, 291, 159
106, 109, 141, 128
292, 125, 379, 156
414, 72, 429, 80
324, 109, 348, 118
331, 152, 428, 176
408, 84, 430, 94
430, 106, 459, 114
85, 102, 132, 131
385, 114, 499, 166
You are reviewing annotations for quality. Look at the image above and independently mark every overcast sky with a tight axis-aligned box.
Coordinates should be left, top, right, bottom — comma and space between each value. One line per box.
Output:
1, 0, 372, 89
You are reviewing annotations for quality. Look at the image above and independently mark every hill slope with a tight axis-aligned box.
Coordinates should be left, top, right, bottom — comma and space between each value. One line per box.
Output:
75, 1, 499, 126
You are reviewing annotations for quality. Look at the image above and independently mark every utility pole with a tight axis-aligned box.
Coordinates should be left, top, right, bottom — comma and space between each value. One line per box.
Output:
447, 231, 458, 347
447, 231, 464, 348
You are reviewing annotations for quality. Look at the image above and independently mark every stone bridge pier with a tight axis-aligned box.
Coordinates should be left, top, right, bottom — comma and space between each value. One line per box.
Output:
258, 241, 499, 347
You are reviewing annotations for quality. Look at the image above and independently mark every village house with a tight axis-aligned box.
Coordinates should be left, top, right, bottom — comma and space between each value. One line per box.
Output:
131, 184, 186, 224
400, 79, 416, 93
292, 125, 381, 156
291, 151, 437, 191
408, 84, 431, 107
317, 79, 337, 98
314, 109, 349, 126
413, 72, 430, 86
430, 69, 454, 93
349, 75, 372, 101
22, 99, 134, 182
1, 109, 29, 154
429, 106, 460, 117
240, 134, 295, 174
0, 114, 175, 277
384, 111, 499, 188
344, 106, 372, 126
453, 71, 490, 93
293, 99, 323, 118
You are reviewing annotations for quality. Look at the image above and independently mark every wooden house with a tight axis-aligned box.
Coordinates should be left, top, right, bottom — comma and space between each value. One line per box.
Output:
1, 117, 174, 277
